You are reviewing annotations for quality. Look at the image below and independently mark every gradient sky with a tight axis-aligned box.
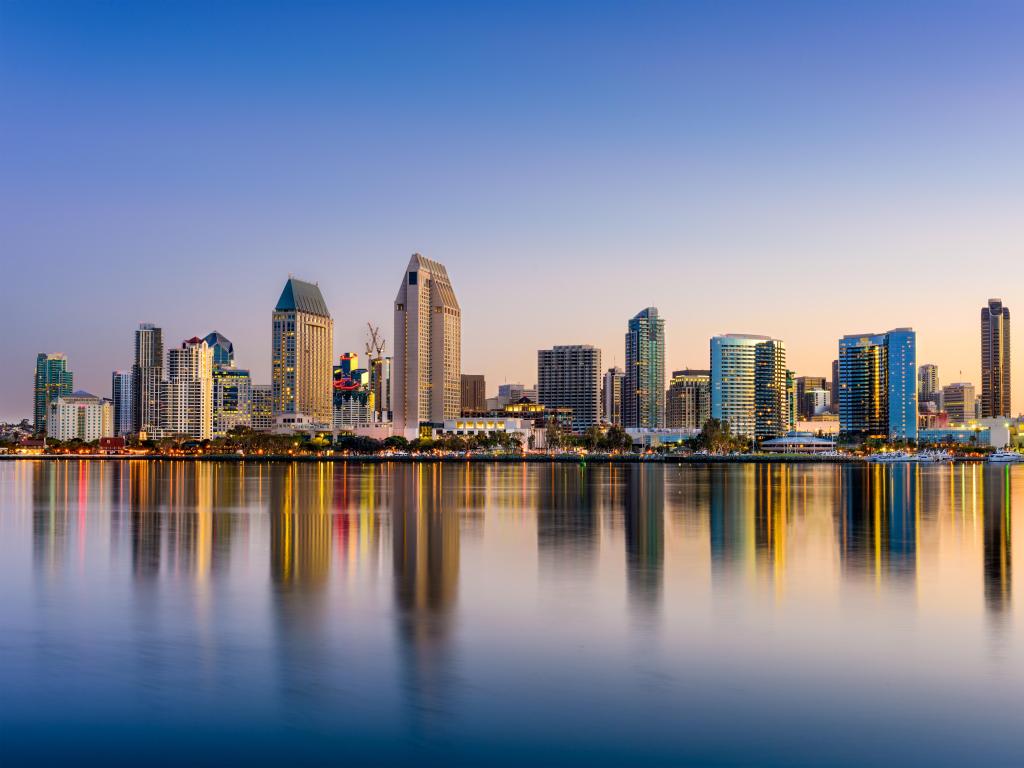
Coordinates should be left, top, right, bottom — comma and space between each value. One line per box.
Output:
2, 1, 1022, 421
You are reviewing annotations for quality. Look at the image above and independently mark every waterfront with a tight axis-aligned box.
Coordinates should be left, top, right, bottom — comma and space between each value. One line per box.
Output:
2, 460, 1022, 765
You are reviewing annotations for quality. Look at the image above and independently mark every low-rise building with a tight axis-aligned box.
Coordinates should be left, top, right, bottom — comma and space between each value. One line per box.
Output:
47, 393, 113, 442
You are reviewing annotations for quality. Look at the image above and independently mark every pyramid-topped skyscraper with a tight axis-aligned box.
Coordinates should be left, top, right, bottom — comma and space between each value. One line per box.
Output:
272, 277, 334, 425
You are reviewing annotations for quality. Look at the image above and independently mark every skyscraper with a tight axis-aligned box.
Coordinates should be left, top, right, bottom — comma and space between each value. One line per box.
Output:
132, 323, 163, 436
203, 331, 235, 367
33, 353, 73, 434
460, 374, 486, 414
623, 307, 665, 428
710, 334, 788, 440
602, 366, 625, 426
212, 366, 252, 437
831, 359, 840, 414
665, 369, 710, 430
111, 370, 133, 436
917, 363, 939, 404
163, 337, 213, 440
795, 376, 826, 419
272, 277, 334, 425
393, 254, 462, 436
838, 328, 917, 440
981, 298, 1011, 418
537, 345, 602, 433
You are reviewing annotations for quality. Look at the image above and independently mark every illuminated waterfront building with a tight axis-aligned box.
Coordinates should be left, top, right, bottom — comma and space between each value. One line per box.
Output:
665, 369, 710, 430
980, 298, 1011, 418
272, 277, 334, 425
623, 307, 665, 428
250, 384, 273, 431
537, 344, 601, 433
46, 392, 112, 442
33, 353, 73, 434
370, 355, 392, 419
941, 382, 975, 423
212, 366, 252, 437
111, 370, 133, 436
461, 374, 486, 414
132, 323, 163, 436
838, 328, 917, 440
918, 363, 939, 404
393, 253, 462, 437
602, 367, 625, 426
796, 376, 826, 419
710, 334, 788, 440
162, 337, 213, 440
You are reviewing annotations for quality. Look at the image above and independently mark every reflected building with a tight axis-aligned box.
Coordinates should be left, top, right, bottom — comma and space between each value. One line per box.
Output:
269, 464, 333, 588
536, 465, 601, 568
836, 465, 917, 582
983, 466, 1012, 614
623, 464, 665, 611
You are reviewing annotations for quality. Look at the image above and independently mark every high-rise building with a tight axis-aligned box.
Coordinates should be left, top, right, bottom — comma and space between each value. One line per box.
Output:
785, 369, 797, 433
46, 392, 113, 442
212, 366, 252, 437
460, 374, 486, 414
623, 307, 666, 428
795, 376, 827, 419
33, 353, 73, 434
918, 364, 939, 404
941, 382, 976, 423
602, 367, 625, 426
111, 370, 133, 436
981, 298, 1011, 418
162, 337, 213, 440
710, 334, 788, 440
272, 278, 334, 425
333, 353, 373, 429
251, 385, 273, 431
393, 254, 461, 436
838, 328, 917, 440
203, 331, 235, 367
665, 369, 710, 430
370, 355, 392, 419
831, 359, 840, 414
132, 323, 164, 436
537, 344, 601, 433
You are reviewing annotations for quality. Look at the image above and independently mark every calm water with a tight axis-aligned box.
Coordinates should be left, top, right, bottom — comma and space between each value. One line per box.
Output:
1, 460, 1022, 766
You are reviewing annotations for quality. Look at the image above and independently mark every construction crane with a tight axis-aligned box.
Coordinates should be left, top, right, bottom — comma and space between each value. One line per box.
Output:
365, 323, 386, 360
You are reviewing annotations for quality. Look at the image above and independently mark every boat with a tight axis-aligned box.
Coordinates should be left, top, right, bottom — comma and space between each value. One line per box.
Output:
867, 451, 913, 463
915, 450, 952, 463
987, 450, 1024, 463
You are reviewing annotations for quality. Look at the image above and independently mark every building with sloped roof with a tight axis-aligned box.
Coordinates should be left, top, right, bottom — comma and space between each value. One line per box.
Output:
272, 277, 334, 426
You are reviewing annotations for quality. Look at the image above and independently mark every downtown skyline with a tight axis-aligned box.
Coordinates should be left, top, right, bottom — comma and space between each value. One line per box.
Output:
3, 2, 1024, 420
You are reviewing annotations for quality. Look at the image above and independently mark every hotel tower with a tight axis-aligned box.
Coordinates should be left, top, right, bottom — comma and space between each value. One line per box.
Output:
272, 277, 334, 425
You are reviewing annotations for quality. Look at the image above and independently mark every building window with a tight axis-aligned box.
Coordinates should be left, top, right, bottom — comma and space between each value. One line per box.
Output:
409, 272, 417, 285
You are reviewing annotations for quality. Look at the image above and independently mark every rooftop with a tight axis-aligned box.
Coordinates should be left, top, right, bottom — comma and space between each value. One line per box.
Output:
276, 277, 331, 317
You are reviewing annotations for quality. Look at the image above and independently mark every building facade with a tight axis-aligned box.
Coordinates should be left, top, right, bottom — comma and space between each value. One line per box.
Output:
838, 328, 918, 441
537, 344, 602, 433
111, 370, 133, 436
918, 363, 939, 404
795, 376, 826, 419
370, 355, 392, 419
710, 334, 788, 440
981, 298, 1011, 418
272, 278, 334, 425
162, 337, 213, 440
203, 331, 235, 367
251, 384, 273, 431
34, 353, 73, 434
623, 307, 666, 428
393, 254, 462, 436
46, 393, 112, 442
666, 369, 710, 430
941, 382, 975, 423
212, 366, 252, 437
460, 374, 486, 414
132, 323, 163, 436
333, 353, 373, 429
602, 367, 625, 426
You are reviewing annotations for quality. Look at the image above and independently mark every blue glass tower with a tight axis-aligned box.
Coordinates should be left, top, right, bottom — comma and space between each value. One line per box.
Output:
838, 328, 917, 441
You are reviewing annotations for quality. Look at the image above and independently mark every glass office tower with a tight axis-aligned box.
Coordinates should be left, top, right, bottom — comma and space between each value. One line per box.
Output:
838, 328, 917, 441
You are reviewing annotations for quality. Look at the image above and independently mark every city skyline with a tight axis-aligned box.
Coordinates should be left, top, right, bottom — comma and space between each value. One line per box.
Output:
3, 3, 1024, 421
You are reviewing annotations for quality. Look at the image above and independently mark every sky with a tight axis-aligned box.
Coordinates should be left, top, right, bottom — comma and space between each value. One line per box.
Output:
1, 1, 1023, 421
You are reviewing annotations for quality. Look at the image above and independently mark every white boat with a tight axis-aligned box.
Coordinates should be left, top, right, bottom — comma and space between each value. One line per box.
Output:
867, 451, 913, 463
987, 450, 1024, 463
915, 450, 952, 463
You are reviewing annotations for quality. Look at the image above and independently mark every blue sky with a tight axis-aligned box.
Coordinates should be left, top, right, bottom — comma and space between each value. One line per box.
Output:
2, 1, 1023, 420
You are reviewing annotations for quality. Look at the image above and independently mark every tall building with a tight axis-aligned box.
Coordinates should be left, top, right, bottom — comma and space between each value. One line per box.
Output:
460, 374, 486, 415
212, 366, 252, 437
838, 328, 917, 440
251, 384, 273, 431
623, 307, 666, 428
981, 298, 1011, 418
942, 382, 975, 423
602, 367, 625, 426
795, 376, 826, 419
162, 337, 213, 440
393, 254, 461, 436
710, 334, 788, 440
831, 359, 840, 414
203, 331, 235, 367
132, 323, 164, 436
785, 369, 797, 433
918, 363, 939, 404
537, 344, 601, 433
272, 278, 334, 425
665, 369, 710, 430
333, 353, 373, 429
370, 355, 392, 419
46, 392, 112, 442
33, 353, 73, 434
111, 370, 133, 436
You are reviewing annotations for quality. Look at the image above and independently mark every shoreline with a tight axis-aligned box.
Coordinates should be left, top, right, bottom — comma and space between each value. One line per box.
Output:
0, 453, 994, 465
